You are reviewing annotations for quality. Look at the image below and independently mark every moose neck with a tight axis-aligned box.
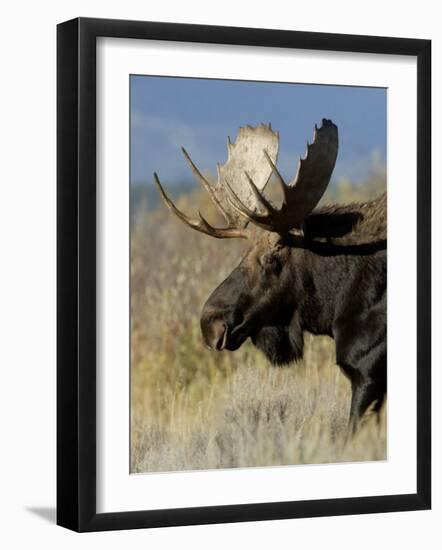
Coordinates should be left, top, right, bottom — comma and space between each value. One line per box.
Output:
289, 242, 356, 339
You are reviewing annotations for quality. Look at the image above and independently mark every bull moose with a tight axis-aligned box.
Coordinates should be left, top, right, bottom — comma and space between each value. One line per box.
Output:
154, 119, 386, 431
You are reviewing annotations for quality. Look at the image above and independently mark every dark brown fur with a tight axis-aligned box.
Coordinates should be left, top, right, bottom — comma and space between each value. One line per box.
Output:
201, 193, 387, 430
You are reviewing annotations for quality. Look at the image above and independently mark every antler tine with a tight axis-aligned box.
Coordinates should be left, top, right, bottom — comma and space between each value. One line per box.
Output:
263, 150, 289, 207
243, 171, 276, 215
224, 179, 274, 230
180, 147, 230, 222
154, 172, 202, 229
153, 173, 249, 239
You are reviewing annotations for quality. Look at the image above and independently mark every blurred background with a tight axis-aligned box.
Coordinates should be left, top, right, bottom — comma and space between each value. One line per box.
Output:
130, 76, 387, 473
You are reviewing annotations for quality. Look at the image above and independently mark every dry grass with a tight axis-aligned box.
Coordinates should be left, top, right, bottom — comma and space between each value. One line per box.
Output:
130, 175, 387, 473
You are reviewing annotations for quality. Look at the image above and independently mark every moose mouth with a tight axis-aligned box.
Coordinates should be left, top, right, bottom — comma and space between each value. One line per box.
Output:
224, 325, 250, 351
203, 316, 258, 352
205, 320, 298, 367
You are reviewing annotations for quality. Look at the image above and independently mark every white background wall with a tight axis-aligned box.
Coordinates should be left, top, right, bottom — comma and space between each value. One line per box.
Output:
0, 1, 439, 548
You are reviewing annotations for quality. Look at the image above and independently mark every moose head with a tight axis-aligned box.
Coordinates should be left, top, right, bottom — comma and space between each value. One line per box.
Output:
154, 120, 338, 365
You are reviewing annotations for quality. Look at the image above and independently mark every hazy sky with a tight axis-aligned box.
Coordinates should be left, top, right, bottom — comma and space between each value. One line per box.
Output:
130, 75, 386, 188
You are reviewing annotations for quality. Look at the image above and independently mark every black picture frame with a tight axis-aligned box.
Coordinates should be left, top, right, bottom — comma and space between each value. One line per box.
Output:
57, 17, 431, 532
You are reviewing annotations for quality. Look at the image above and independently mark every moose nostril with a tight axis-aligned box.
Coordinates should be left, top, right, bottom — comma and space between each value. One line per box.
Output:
215, 324, 228, 351
205, 319, 228, 351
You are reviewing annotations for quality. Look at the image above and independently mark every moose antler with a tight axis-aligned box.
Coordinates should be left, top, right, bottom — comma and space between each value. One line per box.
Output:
153, 172, 249, 239
153, 124, 279, 239
154, 119, 338, 238
225, 119, 339, 234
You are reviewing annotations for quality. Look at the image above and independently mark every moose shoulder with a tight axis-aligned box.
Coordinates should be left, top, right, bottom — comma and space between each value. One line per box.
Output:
154, 120, 386, 432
